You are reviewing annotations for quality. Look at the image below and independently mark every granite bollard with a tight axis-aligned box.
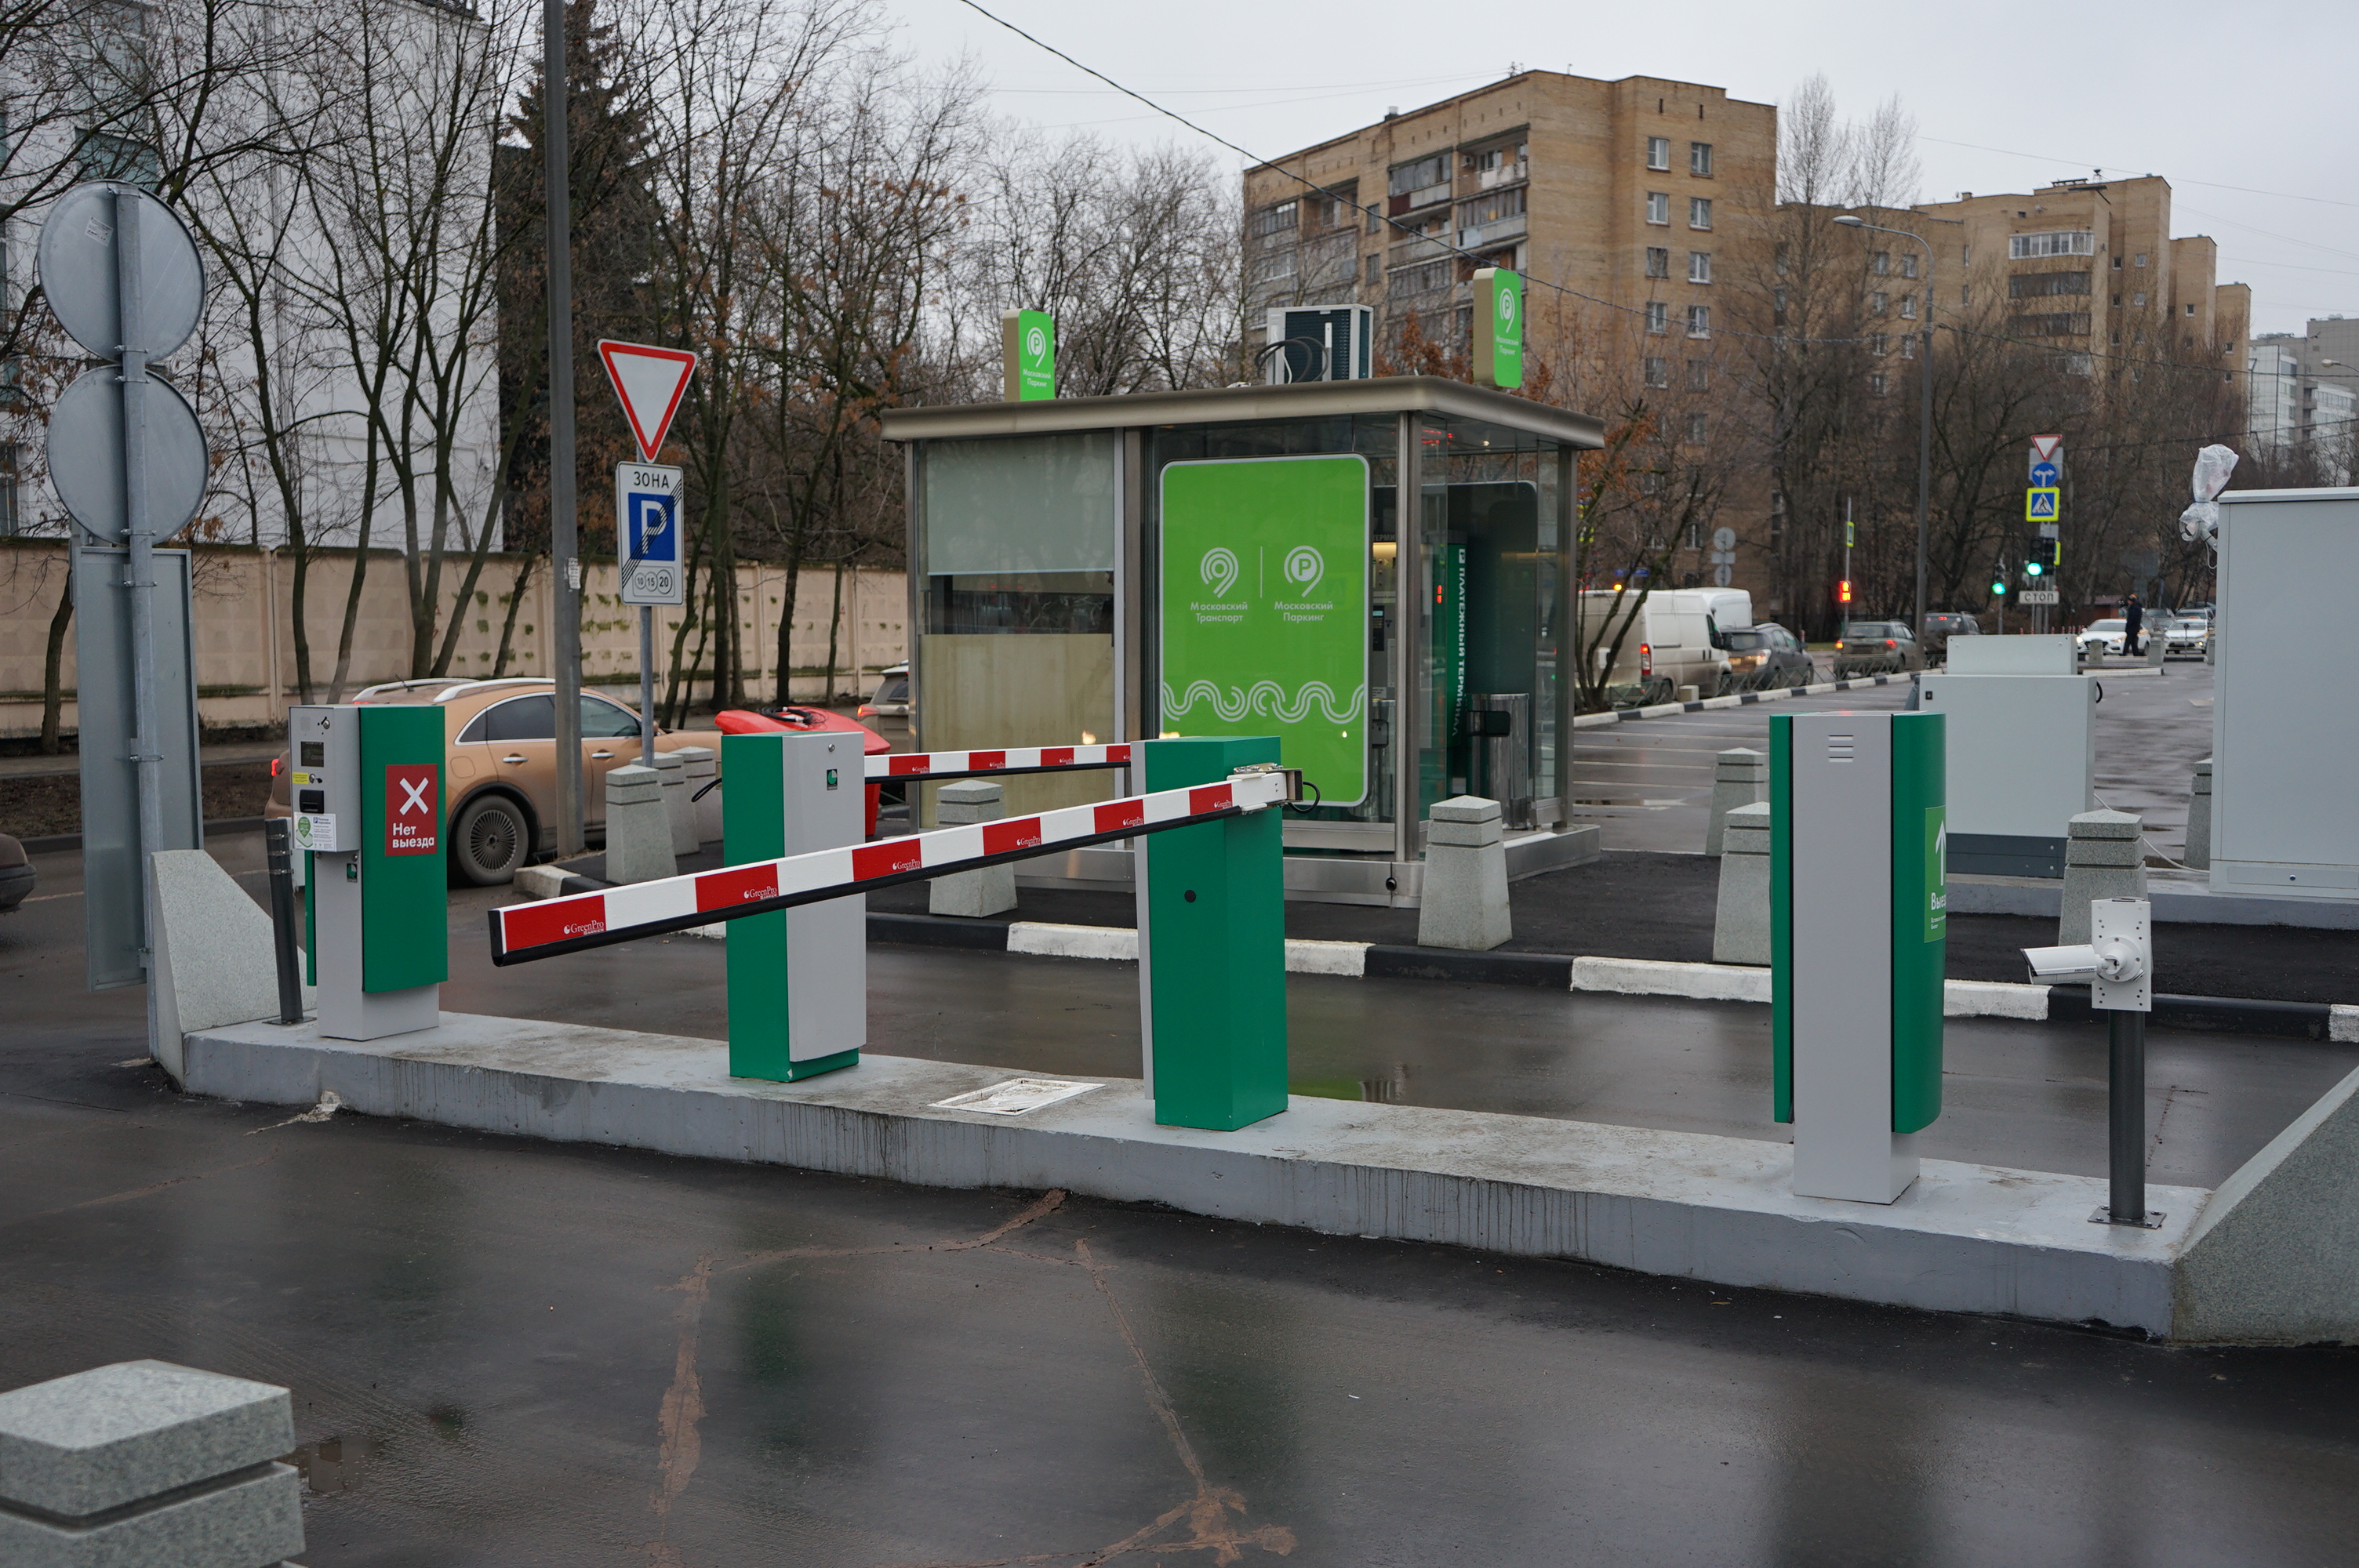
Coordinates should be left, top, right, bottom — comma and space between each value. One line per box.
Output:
1418, 796, 1511, 951
0, 1359, 305, 1568
1706, 747, 1768, 856
1711, 801, 1772, 965
674, 746, 719, 844
929, 780, 1017, 918
2059, 808, 2148, 944
604, 764, 677, 885
147, 850, 314, 1084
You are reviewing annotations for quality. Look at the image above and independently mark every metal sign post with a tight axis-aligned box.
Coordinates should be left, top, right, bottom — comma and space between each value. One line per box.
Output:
37, 183, 210, 1030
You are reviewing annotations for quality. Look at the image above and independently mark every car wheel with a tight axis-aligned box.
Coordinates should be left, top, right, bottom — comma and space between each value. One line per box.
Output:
452, 793, 529, 886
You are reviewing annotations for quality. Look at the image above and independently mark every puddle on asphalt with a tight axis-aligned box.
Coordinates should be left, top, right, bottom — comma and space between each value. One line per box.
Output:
286, 1434, 381, 1494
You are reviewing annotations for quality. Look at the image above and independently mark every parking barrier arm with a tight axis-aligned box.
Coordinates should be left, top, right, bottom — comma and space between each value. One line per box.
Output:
490, 766, 1287, 966
867, 742, 1132, 783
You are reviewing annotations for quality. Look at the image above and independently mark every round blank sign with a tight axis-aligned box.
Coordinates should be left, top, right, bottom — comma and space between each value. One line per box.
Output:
1712, 526, 1738, 552
46, 365, 210, 543
37, 183, 206, 363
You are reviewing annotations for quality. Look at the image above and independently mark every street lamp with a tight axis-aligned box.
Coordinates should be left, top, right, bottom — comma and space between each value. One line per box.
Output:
1834, 213, 1935, 639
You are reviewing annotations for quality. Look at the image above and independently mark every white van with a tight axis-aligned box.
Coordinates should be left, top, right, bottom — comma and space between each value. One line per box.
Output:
1578, 589, 1737, 703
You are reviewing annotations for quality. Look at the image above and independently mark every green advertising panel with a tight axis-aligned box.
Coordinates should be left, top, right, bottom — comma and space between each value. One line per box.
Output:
1004, 307, 1054, 401
1474, 267, 1523, 390
1889, 712, 1946, 1134
1159, 456, 1369, 806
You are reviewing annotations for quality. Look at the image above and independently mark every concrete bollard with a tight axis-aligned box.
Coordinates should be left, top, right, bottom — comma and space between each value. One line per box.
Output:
929, 780, 1017, 918
674, 746, 718, 845
1418, 796, 1511, 951
1706, 747, 1768, 856
604, 764, 677, 884
2185, 757, 2212, 869
1711, 801, 1772, 965
147, 850, 314, 1084
652, 750, 697, 855
2059, 808, 2148, 944
2146, 635, 2167, 668
0, 1359, 305, 1567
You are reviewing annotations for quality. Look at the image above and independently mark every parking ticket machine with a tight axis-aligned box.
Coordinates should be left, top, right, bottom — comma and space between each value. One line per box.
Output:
288, 703, 446, 1040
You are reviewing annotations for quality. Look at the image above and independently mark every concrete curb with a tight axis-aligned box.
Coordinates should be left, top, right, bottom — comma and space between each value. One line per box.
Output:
1570, 673, 1902, 731
180, 1012, 2206, 1337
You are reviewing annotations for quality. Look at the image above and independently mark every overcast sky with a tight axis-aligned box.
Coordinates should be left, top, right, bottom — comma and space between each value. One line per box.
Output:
887, 0, 2355, 340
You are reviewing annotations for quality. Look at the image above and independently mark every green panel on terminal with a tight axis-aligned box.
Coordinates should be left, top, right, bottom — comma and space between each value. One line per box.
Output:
358, 703, 448, 993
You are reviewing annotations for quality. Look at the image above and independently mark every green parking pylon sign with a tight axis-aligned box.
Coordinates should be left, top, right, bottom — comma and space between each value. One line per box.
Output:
1138, 736, 1288, 1130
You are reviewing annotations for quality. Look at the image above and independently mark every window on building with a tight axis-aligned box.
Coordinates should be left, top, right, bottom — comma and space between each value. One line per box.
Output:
1456, 185, 1526, 232
2004, 312, 2092, 337
1249, 200, 1298, 243
1646, 191, 1670, 225
0, 444, 18, 535
2132, 291, 2146, 307
1686, 359, 1708, 391
1646, 136, 1670, 170
1645, 246, 1670, 279
1776, 241, 1790, 275
1688, 251, 1711, 284
2186, 302, 2197, 317
1872, 333, 1889, 355
1872, 251, 1890, 276
1900, 294, 1917, 320
1961, 285, 1971, 305
2012, 271, 2093, 299
1250, 251, 1296, 284
1365, 254, 1380, 285
1871, 291, 1888, 315
1645, 301, 1669, 335
1774, 287, 1789, 315
2010, 230, 2096, 260
1900, 336, 1916, 359
1901, 254, 1918, 279
1686, 304, 1710, 338
1387, 154, 1452, 212
1644, 355, 1669, 387
1689, 141, 1713, 176
1687, 412, 1710, 444
1689, 197, 1712, 230
2111, 293, 2122, 306
1962, 245, 1972, 265
78, 131, 161, 191
1389, 259, 1452, 297
2135, 252, 2149, 267
2112, 254, 2122, 270
1870, 373, 1888, 396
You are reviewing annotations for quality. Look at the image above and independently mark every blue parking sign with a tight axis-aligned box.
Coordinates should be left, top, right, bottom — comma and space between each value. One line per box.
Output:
616, 463, 685, 605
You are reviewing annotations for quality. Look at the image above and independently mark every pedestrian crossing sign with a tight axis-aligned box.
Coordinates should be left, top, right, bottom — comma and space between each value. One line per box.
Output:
2026, 486, 2059, 522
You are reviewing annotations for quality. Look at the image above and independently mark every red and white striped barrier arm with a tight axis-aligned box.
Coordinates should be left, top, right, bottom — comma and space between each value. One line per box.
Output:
490, 766, 1285, 965
868, 742, 1132, 782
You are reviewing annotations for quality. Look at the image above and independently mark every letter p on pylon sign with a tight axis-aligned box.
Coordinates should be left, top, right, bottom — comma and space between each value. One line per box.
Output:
598, 340, 699, 462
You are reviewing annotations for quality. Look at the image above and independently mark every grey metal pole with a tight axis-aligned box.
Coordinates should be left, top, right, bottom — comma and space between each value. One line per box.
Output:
264, 818, 303, 1024
116, 188, 165, 1051
638, 604, 656, 760
543, 0, 583, 855
2108, 1008, 2147, 1222
1914, 263, 1933, 641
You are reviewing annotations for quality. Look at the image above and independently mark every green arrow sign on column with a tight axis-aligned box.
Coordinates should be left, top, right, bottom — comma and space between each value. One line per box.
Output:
1474, 267, 1523, 390
1158, 456, 1369, 805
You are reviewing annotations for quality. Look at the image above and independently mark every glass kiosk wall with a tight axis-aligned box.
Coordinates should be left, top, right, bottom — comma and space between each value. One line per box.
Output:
892, 380, 1595, 899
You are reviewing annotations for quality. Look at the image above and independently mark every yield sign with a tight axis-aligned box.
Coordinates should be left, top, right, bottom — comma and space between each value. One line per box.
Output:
2029, 434, 2063, 465
598, 340, 699, 462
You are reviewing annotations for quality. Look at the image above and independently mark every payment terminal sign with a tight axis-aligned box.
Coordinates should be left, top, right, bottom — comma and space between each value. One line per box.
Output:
616, 463, 685, 606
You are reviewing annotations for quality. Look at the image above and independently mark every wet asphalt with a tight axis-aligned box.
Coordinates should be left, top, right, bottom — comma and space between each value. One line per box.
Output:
6, 835, 2359, 1564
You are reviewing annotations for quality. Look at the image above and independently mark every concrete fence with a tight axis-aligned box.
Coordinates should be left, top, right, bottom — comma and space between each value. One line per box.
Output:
0, 538, 907, 739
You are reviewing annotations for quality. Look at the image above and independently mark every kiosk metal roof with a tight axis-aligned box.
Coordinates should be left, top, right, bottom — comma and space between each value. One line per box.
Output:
878, 375, 1605, 449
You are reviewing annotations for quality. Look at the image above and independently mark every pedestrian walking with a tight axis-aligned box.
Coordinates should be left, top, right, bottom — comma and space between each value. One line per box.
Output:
2125, 593, 2144, 656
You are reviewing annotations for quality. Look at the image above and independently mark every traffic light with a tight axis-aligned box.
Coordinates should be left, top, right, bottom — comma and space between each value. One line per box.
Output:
1837, 579, 1852, 604
2025, 561, 2043, 578
2028, 536, 2063, 573
1991, 580, 2007, 597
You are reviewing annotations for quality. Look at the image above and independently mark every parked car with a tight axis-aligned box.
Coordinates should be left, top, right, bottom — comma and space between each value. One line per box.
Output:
718, 707, 890, 836
1581, 590, 1736, 704
2155, 615, 2210, 658
1919, 612, 1982, 661
2076, 619, 2130, 657
857, 664, 910, 723
0, 832, 33, 913
1832, 621, 1925, 677
1719, 623, 1814, 691
266, 678, 728, 887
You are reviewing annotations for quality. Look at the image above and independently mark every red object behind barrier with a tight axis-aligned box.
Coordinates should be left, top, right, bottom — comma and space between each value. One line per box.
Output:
714, 708, 888, 837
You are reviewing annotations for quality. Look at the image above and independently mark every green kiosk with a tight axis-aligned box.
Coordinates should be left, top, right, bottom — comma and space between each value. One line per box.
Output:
878, 378, 1604, 906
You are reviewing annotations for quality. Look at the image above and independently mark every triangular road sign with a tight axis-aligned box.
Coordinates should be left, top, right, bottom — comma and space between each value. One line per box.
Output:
598, 340, 699, 462
2030, 434, 2063, 464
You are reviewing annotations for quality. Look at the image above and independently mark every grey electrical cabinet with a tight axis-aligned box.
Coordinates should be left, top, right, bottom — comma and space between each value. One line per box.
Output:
2212, 487, 2359, 898
1915, 672, 2097, 878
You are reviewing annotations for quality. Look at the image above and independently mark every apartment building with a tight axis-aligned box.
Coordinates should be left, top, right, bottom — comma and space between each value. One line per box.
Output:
1243, 71, 1776, 361
2250, 323, 2357, 481
1907, 176, 2249, 376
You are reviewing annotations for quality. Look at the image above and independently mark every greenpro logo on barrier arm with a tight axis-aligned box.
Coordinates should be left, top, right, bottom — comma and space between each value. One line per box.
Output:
1158, 455, 1369, 806
1474, 267, 1522, 390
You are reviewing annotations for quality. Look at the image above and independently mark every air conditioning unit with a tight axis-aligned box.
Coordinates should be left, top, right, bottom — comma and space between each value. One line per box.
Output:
1263, 305, 1374, 384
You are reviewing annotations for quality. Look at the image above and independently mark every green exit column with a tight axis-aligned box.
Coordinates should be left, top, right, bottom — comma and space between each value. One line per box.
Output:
1138, 736, 1288, 1130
